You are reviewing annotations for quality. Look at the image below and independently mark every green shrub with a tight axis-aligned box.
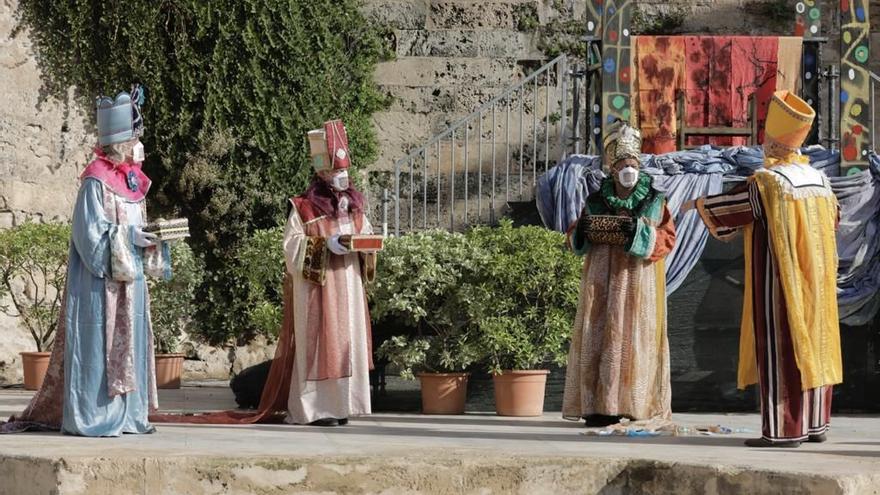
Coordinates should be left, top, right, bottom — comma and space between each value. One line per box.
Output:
372, 231, 486, 376
0, 223, 71, 352
234, 226, 285, 340
372, 223, 581, 376
466, 220, 580, 373
16, 0, 393, 344
149, 242, 204, 354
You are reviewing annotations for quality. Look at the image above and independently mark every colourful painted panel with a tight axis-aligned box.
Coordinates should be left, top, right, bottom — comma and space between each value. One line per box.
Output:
586, 0, 603, 38
601, 0, 634, 140
587, 0, 604, 154
840, 0, 872, 170
795, 0, 823, 37
795, 0, 822, 145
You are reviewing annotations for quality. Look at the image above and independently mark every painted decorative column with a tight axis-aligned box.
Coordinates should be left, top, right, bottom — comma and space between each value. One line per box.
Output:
600, 0, 634, 141
839, 0, 872, 171
796, 0, 822, 145
587, 0, 604, 154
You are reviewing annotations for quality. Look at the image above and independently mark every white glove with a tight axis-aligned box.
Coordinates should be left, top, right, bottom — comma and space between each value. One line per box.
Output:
133, 228, 158, 248
327, 235, 349, 255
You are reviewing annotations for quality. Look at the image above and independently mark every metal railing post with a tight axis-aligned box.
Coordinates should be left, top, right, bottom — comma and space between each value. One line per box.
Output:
572, 64, 581, 156
827, 65, 840, 150
436, 140, 441, 226
559, 56, 569, 163
492, 104, 497, 223
393, 164, 400, 236
408, 156, 414, 232
422, 151, 427, 229
382, 188, 389, 237
519, 87, 525, 200
450, 129, 456, 230
506, 95, 511, 204
544, 68, 551, 173
478, 111, 483, 222
870, 71, 878, 148
464, 125, 469, 226
532, 77, 538, 198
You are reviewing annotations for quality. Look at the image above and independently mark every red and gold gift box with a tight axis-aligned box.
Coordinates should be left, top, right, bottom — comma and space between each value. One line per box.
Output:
341, 234, 384, 252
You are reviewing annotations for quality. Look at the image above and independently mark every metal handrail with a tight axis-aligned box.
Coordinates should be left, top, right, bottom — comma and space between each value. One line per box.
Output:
397, 55, 568, 158
387, 54, 571, 235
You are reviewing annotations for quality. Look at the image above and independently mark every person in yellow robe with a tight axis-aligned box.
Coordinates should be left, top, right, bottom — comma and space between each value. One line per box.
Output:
683, 91, 842, 447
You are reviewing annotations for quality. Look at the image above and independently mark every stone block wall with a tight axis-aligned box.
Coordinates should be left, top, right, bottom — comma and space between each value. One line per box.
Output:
0, 0, 92, 384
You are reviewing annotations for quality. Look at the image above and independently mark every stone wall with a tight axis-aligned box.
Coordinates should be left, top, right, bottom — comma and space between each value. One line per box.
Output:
0, 0, 92, 384
362, 0, 876, 174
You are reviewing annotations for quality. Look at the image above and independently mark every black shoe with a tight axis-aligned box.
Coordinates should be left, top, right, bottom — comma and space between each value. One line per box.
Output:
808, 432, 827, 443
336, 418, 349, 426
308, 418, 339, 427
744, 437, 801, 448
584, 414, 622, 427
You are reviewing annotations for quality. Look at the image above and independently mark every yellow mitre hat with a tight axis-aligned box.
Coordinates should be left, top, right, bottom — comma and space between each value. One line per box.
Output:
763, 90, 815, 160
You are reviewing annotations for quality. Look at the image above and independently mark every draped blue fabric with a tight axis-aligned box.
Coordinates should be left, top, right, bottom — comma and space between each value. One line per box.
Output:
649, 173, 723, 293
62, 179, 154, 436
535, 146, 880, 323
830, 157, 880, 325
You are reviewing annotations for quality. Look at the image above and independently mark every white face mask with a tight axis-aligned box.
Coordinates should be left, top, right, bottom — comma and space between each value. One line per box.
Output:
617, 166, 639, 189
330, 170, 349, 191
132, 141, 145, 162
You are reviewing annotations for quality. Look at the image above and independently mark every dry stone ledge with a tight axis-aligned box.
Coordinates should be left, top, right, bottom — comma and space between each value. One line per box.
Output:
396, 29, 481, 58
428, 1, 539, 30
0, 454, 875, 495
361, 0, 431, 30
375, 58, 524, 87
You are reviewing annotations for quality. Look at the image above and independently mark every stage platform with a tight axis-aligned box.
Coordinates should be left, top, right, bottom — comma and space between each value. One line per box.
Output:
0, 385, 878, 494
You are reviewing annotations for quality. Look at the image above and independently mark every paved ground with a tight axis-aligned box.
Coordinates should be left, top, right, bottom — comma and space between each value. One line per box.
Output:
1, 385, 879, 494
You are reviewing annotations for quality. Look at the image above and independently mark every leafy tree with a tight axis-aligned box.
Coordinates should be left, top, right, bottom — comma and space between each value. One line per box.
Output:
0, 223, 71, 352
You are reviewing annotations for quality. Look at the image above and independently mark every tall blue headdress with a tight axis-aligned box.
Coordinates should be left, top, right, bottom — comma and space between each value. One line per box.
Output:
96, 83, 146, 146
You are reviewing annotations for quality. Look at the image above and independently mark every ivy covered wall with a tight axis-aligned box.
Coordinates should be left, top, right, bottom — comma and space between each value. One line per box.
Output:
15, 0, 392, 344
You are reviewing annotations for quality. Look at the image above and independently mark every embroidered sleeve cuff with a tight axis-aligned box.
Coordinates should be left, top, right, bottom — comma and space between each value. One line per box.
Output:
301, 236, 329, 285
627, 217, 657, 259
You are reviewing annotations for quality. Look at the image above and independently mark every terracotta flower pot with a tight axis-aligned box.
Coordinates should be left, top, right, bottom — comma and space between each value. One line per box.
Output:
492, 369, 550, 417
20, 351, 51, 391
155, 353, 185, 389
418, 372, 469, 415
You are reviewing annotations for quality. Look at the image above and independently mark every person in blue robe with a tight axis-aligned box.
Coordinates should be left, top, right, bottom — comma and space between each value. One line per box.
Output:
1, 84, 171, 436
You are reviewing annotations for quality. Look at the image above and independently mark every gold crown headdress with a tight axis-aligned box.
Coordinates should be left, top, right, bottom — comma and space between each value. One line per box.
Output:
603, 121, 642, 169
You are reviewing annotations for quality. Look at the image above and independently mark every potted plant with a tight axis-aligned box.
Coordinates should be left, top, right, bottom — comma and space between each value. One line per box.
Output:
0, 223, 70, 390
466, 220, 581, 416
377, 332, 481, 414
371, 230, 486, 414
149, 241, 203, 389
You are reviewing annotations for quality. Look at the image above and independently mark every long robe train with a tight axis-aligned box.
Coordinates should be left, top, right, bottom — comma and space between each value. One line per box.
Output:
149, 275, 297, 425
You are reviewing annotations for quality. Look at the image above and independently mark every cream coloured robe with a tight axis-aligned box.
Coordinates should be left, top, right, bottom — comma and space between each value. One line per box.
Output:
282, 202, 372, 424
